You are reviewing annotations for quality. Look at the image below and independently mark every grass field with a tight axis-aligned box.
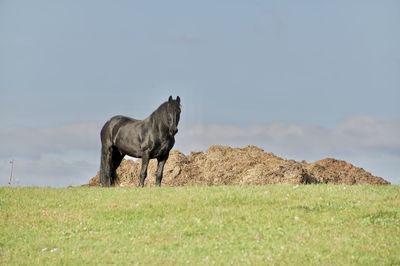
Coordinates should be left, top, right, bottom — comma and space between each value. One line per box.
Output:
1, 185, 399, 265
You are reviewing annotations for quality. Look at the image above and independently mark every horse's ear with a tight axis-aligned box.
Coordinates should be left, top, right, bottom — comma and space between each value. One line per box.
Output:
168, 96, 173, 102
176, 96, 181, 104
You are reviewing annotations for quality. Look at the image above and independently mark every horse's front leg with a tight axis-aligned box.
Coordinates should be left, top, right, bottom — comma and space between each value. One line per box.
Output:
139, 154, 150, 188
155, 155, 168, 187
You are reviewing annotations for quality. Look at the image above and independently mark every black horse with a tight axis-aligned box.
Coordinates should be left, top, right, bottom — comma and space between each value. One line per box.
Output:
99, 96, 181, 187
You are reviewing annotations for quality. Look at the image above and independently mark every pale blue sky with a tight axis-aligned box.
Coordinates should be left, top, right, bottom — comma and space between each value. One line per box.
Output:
1, 1, 399, 186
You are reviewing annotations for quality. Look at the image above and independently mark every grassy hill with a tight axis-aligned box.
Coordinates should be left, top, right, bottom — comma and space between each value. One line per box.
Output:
1, 185, 399, 265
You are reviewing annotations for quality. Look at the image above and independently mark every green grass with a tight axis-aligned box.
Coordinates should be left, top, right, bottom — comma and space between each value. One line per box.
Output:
1, 185, 399, 265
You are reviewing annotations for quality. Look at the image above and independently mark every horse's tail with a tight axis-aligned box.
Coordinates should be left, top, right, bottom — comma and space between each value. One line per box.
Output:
99, 118, 114, 187
99, 116, 127, 186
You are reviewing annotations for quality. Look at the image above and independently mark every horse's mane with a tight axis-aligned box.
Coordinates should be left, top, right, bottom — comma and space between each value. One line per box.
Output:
149, 101, 166, 118
149, 99, 180, 128
149, 101, 170, 126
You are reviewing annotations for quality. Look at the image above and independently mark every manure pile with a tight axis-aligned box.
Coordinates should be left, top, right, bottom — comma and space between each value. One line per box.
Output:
89, 145, 389, 186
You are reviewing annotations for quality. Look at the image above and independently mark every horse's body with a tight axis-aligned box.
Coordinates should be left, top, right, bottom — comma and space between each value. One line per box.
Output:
99, 96, 181, 187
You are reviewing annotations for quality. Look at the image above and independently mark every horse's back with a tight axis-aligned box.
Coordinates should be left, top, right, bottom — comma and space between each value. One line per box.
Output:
109, 115, 138, 126
101, 115, 139, 144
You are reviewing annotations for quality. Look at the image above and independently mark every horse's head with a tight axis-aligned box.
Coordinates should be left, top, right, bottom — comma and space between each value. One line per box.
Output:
167, 96, 181, 136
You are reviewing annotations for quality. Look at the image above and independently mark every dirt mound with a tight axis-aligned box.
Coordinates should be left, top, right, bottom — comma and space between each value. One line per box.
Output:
89, 145, 389, 187
305, 158, 389, 185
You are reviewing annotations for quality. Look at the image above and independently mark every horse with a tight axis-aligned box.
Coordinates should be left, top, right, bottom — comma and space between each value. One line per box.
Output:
99, 96, 181, 187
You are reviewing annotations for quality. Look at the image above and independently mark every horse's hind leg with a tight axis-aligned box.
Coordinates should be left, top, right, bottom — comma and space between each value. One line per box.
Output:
99, 146, 113, 187
110, 148, 124, 186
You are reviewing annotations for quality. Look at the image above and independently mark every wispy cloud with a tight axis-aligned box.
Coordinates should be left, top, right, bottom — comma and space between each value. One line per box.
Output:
0, 122, 101, 159
0, 122, 101, 186
175, 117, 400, 183
177, 116, 400, 157
1, 117, 399, 186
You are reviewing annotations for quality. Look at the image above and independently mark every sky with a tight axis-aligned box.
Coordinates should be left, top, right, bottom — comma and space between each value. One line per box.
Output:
0, 0, 399, 186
